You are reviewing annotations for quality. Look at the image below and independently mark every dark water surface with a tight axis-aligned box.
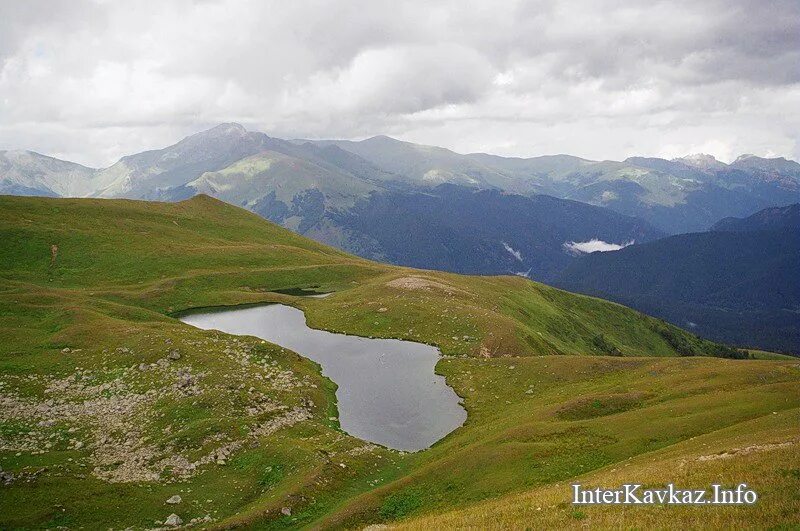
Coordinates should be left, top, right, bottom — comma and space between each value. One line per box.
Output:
179, 304, 466, 451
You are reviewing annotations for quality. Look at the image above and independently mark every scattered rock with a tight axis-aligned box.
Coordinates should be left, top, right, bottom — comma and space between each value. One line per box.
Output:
696, 440, 796, 462
166, 495, 182, 504
0, 467, 14, 485
168, 350, 181, 361
0, 337, 312, 486
164, 513, 182, 527
281, 507, 292, 516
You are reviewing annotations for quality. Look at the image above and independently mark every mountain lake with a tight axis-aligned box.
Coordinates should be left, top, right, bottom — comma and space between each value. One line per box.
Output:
179, 303, 466, 451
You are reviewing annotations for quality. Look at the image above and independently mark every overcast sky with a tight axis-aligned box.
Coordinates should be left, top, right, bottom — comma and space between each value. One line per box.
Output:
1, 0, 798, 167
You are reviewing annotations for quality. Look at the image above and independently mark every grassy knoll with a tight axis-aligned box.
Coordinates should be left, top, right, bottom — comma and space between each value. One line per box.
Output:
0, 194, 797, 529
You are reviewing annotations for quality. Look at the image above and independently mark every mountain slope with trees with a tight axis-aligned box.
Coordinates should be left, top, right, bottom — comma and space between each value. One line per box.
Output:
331, 184, 664, 281
556, 204, 800, 353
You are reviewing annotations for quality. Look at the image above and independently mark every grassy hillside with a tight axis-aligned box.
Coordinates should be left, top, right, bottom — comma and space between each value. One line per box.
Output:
0, 194, 736, 360
323, 356, 800, 529
394, 405, 800, 529
1, 194, 797, 529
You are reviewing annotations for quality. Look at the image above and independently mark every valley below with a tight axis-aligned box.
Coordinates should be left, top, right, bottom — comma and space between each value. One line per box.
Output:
0, 194, 798, 529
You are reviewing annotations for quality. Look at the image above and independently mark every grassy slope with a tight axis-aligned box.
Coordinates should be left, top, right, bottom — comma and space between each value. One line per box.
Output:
320, 356, 800, 529
395, 407, 800, 529
0, 194, 797, 529
1, 194, 734, 361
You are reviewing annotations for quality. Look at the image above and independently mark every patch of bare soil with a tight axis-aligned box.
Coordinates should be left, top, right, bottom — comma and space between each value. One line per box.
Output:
696, 439, 797, 462
386, 276, 464, 295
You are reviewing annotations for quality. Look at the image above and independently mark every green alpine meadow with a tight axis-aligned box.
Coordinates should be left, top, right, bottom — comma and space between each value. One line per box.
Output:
1, 194, 798, 529
2, 3, 800, 528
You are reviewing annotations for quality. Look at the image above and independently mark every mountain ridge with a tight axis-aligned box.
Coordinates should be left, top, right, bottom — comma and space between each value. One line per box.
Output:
3, 122, 799, 254
4, 123, 799, 216
712, 203, 800, 232
329, 183, 665, 281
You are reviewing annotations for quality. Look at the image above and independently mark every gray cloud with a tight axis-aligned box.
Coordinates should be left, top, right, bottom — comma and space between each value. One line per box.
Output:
0, 0, 798, 166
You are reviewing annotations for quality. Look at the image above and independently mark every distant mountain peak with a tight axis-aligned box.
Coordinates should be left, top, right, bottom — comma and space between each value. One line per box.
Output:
215, 122, 246, 131
731, 154, 800, 177
363, 134, 402, 144
2, 149, 59, 160
733, 153, 795, 164
674, 153, 727, 170
681, 153, 719, 163
200, 122, 248, 136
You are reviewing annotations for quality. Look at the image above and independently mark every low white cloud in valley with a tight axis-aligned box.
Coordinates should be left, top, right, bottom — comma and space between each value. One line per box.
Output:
563, 239, 634, 255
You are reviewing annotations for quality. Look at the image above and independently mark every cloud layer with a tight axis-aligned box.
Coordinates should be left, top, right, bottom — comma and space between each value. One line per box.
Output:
1, 0, 798, 166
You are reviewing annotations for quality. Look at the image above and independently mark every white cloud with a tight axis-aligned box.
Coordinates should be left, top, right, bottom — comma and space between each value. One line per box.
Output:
0, 0, 798, 166
563, 239, 634, 255
501, 241, 523, 262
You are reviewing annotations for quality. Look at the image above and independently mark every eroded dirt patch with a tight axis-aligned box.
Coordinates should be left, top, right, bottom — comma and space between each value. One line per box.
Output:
386, 276, 466, 295
696, 439, 798, 462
